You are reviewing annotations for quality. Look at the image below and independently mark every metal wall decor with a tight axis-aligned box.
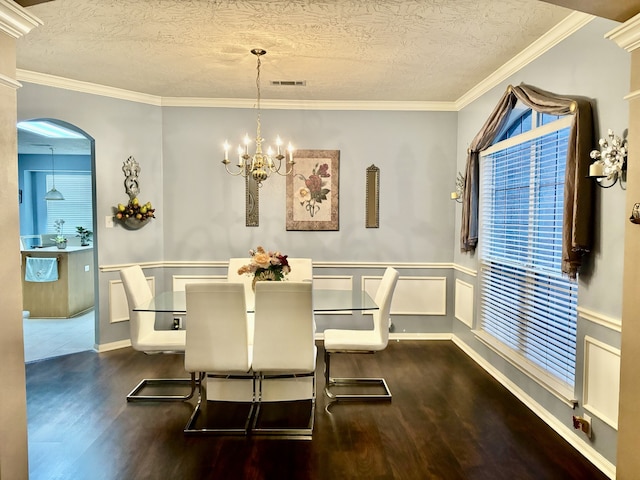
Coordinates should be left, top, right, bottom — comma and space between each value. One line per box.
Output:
113, 156, 156, 230
365, 164, 379, 228
246, 174, 259, 226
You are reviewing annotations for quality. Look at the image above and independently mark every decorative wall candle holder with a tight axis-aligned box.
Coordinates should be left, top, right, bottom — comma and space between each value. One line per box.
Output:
451, 172, 465, 203
588, 129, 627, 189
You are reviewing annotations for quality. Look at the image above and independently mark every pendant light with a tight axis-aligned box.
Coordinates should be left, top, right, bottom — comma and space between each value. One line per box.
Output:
44, 146, 64, 201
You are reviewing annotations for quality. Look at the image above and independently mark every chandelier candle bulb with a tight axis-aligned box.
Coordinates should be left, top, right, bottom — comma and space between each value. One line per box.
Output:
223, 141, 229, 161
244, 134, 250, 155
288, 143, 294, 163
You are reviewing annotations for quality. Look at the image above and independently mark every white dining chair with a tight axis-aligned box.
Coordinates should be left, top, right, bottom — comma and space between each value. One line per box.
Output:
183, 282, 254, 434
286, 258, 313, 282
251, 281, 316, 437
120, 265, 194, 402
323, 267, 399, 401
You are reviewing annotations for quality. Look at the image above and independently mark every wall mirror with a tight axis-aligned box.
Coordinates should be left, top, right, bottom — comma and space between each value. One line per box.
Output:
365, 164, 380, 228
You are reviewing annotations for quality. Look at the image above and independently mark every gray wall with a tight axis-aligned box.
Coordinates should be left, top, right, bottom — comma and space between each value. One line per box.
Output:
453, 17, 628, 465
161, 107, 458, 262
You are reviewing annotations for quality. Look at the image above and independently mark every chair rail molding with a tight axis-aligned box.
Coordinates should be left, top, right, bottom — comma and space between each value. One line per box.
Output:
577, 306, 621, 332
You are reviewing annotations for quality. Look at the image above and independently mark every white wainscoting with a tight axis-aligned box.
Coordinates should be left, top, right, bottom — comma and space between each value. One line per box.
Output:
172, 275, 226, 291
109, 276, 155, 324
363, 275, 447, 315
313, 275, 353, 315
455, 278, 474, 328
583, 336, 620, 430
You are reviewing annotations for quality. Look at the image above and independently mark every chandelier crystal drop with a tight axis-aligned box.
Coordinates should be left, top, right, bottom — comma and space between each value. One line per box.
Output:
222, 48, 295, 187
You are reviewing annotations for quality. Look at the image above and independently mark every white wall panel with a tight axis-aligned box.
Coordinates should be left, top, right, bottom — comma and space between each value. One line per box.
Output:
363, 275, 446, 315
109, 276, 155, 323
584, 336, 620, 429
172, 275, 226, 291
455, 278, 474, 328
314, 276, 353, 315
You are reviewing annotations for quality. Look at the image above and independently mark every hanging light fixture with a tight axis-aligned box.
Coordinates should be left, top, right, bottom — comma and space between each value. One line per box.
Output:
222, 48, 295, 186
44, 146, 64, 200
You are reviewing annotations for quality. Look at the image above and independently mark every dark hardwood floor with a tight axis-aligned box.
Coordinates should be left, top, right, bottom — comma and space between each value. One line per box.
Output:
25, 341, 608, 480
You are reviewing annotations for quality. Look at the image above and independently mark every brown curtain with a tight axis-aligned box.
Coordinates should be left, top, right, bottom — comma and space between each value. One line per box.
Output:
460, 83, 594, 279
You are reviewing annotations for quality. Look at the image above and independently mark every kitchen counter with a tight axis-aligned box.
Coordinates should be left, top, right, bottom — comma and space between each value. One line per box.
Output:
21, 247, 94, 318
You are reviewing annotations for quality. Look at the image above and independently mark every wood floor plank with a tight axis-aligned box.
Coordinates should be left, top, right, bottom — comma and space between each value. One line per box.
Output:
25, 341, 609, 479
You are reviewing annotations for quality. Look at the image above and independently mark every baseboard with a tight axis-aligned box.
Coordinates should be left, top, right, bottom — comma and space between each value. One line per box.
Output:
96, 339, 131, 353
452, 335, 616, 480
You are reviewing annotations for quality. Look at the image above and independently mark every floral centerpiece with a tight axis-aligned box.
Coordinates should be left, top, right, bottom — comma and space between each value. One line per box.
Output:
54, 219, 67, 248
238, 246, 291, 290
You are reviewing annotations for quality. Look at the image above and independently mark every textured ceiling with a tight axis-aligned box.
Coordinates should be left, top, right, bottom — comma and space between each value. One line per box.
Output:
16, 0, 575, 103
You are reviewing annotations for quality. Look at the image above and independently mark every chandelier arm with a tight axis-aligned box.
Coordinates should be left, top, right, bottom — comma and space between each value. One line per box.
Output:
222, 162, 250, 177
274, 160, 296, 177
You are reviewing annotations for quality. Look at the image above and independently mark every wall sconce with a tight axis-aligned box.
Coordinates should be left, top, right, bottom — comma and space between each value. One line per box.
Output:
588, 129, 627, 188
450, 172, 465, 203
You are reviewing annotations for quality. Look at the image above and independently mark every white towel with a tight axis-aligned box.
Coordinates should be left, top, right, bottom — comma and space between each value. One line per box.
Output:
25, 257, 58, 282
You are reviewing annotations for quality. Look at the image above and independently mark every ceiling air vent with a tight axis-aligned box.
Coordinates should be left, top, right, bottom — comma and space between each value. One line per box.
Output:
270, 80, 307, 86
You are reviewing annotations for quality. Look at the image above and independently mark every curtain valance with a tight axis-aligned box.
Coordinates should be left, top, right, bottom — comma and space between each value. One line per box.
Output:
460, 83, 594, 278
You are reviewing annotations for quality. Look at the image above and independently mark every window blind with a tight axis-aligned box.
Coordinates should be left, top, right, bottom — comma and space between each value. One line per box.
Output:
480, 124, 578, 392
46, 173, 93, 234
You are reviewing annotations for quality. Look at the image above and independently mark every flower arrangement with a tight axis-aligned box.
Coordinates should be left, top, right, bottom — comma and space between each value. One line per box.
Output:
76, 226, 92, 246
238, 246, 291, 286
114, 197, 156, 223
54, 219, 66, 244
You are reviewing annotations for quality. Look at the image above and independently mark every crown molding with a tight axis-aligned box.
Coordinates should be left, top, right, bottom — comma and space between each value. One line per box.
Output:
161, 96, 457, 111
605, 12, 640, 52
455, 11, 594, 109
16, 11, 593, 112
0, 0, 42, 39
16, 69, 163, 105
0, 71, 21, 89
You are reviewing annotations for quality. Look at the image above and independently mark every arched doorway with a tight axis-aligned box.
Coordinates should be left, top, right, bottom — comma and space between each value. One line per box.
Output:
17, 118, 98, 362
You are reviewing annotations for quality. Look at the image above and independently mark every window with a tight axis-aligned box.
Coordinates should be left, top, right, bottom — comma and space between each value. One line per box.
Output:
46, 173, 93, 234
479, 109, 577, 402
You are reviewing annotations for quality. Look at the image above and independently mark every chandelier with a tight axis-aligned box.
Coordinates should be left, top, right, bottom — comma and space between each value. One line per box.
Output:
222, 48, 295, 186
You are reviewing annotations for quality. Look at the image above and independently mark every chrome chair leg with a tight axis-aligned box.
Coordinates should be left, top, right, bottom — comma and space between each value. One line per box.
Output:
324, 349, 392, 401
184, 373, 255, 435
127, 371, 198, 402
251, 373, 315, 438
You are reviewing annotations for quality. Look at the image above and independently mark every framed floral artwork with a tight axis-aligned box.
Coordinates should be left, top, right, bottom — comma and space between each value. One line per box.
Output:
286, 149, 340, 231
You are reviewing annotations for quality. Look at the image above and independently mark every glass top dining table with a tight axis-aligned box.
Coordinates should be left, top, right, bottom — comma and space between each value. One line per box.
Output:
133, 288, 379, 313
